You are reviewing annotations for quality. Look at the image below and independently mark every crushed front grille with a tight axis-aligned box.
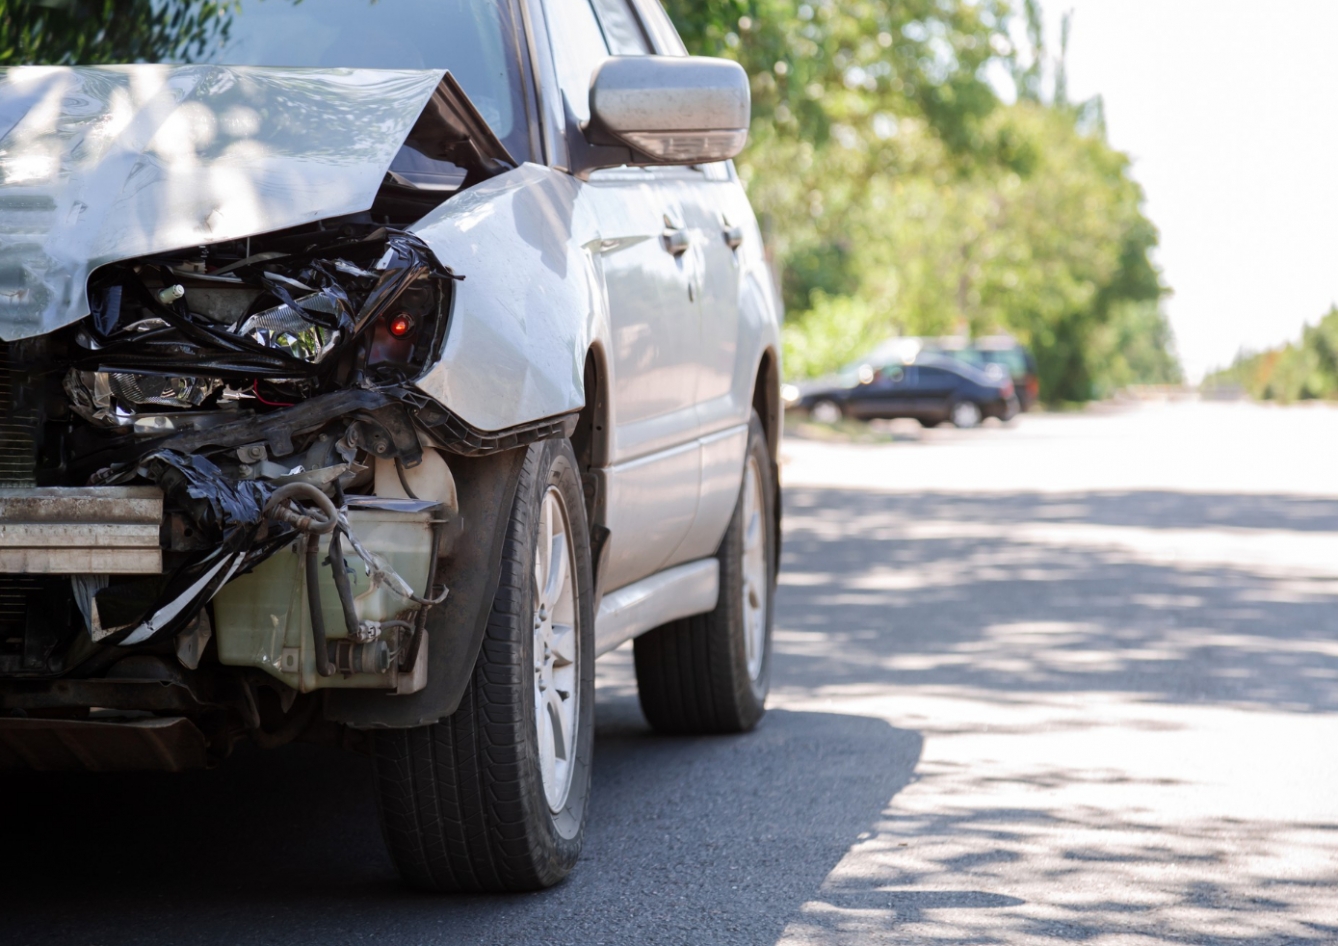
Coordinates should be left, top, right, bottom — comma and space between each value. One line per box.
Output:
0, 576, 42, 673
0, 343, 37, 486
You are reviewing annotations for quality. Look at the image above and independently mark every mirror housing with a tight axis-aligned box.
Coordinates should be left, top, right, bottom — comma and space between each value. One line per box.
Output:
573, 56, 750, 176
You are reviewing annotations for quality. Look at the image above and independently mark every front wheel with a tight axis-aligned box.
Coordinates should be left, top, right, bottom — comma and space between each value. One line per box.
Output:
809, 399, 843, 424
633, 411, 777, 734
950, 400, 982, 429
372, 437, 595, 892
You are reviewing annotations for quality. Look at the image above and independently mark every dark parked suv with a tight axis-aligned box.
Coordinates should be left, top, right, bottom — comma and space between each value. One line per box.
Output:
923, 336, 1040, 411
797, 356, 1018, 428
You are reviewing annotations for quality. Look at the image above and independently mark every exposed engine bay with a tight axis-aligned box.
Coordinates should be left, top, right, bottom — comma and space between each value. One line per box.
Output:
0, 66, 570, 769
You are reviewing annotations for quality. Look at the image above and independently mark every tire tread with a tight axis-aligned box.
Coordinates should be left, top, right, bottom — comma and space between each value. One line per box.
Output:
373, 443, 591, 892
633, 412, 775, 735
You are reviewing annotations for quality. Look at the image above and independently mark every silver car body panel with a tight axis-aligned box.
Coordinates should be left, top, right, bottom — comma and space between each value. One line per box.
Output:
410, 158, 779, 595
409, 162, 594, 429
593, 556, 719, 657
0, 64, 445, 341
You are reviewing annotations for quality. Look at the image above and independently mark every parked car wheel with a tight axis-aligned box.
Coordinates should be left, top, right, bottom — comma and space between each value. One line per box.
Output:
373, 438, 595, 892
633, 412, 777, 734
809, 399, 843, 424
950, 401, 982, 429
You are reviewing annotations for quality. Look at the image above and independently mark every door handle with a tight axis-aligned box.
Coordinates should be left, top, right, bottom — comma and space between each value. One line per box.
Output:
722, 225, 744, 250
661, 226, 690, 256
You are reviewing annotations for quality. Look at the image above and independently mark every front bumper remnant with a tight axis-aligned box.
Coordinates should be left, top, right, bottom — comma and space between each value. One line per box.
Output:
0, 487, 163, 574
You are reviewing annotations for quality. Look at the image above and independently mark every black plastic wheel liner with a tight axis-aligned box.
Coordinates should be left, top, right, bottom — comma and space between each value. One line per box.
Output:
324, 445, 528, 729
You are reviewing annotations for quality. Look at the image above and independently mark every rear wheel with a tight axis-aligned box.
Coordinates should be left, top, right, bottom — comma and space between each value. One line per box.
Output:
809, 399, 842, 424
372, 438, 594, 892
950, 401, 982, 429
633, 412, 777, 734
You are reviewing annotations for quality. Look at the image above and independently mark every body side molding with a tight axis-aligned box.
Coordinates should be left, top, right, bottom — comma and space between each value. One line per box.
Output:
594, 557, 719, 657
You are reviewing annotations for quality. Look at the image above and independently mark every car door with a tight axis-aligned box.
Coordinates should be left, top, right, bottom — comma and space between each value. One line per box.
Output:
915, 366, 959, 416
541, 0, 702, 591
678, 161, 740, 428
658, 160, 755, 562
848, 365, 914, 418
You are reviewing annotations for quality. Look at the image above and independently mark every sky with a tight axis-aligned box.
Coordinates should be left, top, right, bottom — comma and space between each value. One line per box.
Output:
1037, 1, 1338, 381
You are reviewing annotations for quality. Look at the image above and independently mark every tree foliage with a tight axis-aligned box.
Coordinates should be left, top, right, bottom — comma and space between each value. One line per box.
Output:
666, 0, 1180, 401
1205, 308, 1338, 403
0, 0, 233, 67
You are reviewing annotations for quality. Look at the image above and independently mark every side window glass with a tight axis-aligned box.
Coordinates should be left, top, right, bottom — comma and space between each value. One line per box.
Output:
544, 0, 611, 124
629, 0, 687, 55
590, 0, 652, 54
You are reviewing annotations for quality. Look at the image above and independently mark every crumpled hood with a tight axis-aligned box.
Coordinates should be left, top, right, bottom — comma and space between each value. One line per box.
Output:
0, 64, 446, 341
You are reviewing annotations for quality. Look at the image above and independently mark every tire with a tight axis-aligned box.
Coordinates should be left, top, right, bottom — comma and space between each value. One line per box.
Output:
372, 437, 595, 892
809, 399, 842, 424
950, 400, 982, 429
633, 411, 777, 734
916, 417, 941, 428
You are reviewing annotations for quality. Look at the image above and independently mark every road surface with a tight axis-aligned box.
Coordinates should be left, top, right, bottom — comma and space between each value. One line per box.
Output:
4, 399, 1336, 944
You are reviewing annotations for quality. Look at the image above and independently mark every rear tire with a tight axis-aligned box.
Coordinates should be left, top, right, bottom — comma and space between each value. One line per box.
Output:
633, 412, 777, 734
372, 437, 595, 892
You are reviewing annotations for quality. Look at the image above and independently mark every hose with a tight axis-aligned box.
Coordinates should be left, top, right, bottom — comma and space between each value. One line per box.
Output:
264, 482, 338, 535
394, 457, 420, 499
403, 606, 429, 674
328, 529, 362, 641
265, 482, 339, 677
305, 533, 336, 677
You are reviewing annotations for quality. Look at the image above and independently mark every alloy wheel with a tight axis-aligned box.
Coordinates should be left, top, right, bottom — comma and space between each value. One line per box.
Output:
740, 455, 769, 681
810, 400, 842, 424
533, 486, 579, 813
951, 401, 982, 429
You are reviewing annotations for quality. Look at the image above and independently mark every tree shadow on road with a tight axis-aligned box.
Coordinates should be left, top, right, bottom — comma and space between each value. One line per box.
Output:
768, 486, 1338, 945
0, 702, 921, 946
778, 802, 1338, 946
779, 487, 1338, 713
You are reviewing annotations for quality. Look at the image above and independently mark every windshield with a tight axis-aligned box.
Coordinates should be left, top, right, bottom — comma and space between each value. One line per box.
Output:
979, 349, 1028, 377
1, 0, 532, 161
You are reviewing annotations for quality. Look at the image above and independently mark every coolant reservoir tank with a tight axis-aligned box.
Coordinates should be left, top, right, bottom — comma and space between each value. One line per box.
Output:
212, 497, 445, 692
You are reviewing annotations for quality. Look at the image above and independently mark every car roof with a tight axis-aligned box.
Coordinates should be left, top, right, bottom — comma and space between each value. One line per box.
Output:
914, 354, 993, 383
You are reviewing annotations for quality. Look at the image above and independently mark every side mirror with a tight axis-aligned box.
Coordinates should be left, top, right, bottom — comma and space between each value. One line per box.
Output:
574, 56, 750, 176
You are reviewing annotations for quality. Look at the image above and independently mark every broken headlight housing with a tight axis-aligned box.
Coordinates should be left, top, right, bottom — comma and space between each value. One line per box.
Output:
61, 228, 450, 430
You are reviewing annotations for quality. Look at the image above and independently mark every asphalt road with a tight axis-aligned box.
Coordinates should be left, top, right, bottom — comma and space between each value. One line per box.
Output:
4, 399, 1338, 945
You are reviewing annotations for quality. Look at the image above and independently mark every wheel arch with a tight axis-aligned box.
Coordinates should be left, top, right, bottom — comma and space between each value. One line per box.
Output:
569, 344, 614, 608
751, 346, 781, 462
325, 446, 529, 729
749, 347, 783, 571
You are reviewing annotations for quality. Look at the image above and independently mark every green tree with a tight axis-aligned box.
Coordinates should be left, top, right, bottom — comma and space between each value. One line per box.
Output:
0, 0, 234, 66
1208, 306, 1338, 402
666, 0, 1180, 402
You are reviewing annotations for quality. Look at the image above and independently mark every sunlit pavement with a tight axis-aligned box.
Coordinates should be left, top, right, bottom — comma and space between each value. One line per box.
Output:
770, 399, 1338, 945
4, 400, 1338, 945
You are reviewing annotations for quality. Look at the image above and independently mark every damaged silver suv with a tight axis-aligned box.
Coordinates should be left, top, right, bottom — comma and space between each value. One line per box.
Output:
0, 0, 781, 891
